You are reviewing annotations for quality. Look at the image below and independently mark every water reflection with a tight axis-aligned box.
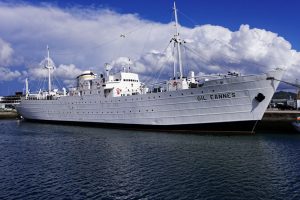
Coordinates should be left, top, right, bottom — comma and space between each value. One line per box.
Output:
0, 119, 299, 199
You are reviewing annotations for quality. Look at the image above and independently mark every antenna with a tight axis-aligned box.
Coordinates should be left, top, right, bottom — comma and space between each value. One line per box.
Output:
173, 1, 183, 79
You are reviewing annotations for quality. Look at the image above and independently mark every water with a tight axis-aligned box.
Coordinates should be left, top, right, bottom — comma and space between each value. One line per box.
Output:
0, 120, 300, 200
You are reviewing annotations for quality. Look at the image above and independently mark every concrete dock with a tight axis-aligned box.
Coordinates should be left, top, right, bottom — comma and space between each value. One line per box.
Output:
257, 110, 300, 132
263, 110, 300, 121
0, 110, 19, 119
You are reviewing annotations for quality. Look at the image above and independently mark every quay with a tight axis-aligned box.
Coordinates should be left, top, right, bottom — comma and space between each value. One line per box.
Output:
257, 110, 300, 132
0, 110, 19, 119
263, 110, 300, 121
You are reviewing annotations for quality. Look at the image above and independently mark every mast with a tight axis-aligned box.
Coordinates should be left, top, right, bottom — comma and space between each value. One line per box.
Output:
173, 43, 177, 78
173, 2, 183, 79
25, 78, 29, 99
46, 45, 52, 94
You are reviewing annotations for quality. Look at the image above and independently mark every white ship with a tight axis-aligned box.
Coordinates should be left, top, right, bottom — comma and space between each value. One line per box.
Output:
17, 3, 284, 133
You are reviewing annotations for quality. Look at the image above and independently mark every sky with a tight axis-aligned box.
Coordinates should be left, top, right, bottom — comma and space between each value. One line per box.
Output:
0, 0, 300, 95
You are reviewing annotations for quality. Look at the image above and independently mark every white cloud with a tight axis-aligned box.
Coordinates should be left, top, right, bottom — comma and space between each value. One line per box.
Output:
0, 37, 13, 66
0, 3, 169, 68
0, 67, 21, 81
0, 2, 299, 88
62, 79, 77, 88
132, 24, 300, 81
110, 56, 133, 70
54, 64, 83, 79
24, 63, 83, 91
27, 63, 83, 80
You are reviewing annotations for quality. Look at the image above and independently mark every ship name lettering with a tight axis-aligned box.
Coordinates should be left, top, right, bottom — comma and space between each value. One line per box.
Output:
210, 92, 236, 100
197, 95, 207, 101
197, 92, 236, 101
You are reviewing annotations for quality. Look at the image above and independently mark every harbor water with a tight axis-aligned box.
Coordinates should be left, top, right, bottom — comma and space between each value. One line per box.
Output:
0, 119, 300, 200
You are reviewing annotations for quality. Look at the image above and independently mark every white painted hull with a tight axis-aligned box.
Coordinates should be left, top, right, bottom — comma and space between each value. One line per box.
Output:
17, 70, 283, 131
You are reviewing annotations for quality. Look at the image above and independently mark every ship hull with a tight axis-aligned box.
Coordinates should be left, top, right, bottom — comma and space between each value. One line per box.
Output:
24, 118, 258, 133
17, 69, 284, 133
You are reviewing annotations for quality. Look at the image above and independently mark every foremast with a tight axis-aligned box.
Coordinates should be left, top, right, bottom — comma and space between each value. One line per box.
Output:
25, 78, 29, 99
173, 2, 183, 80
45, 45, 54, 94
23, 46, 55, 100
167, 2, 190, 91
